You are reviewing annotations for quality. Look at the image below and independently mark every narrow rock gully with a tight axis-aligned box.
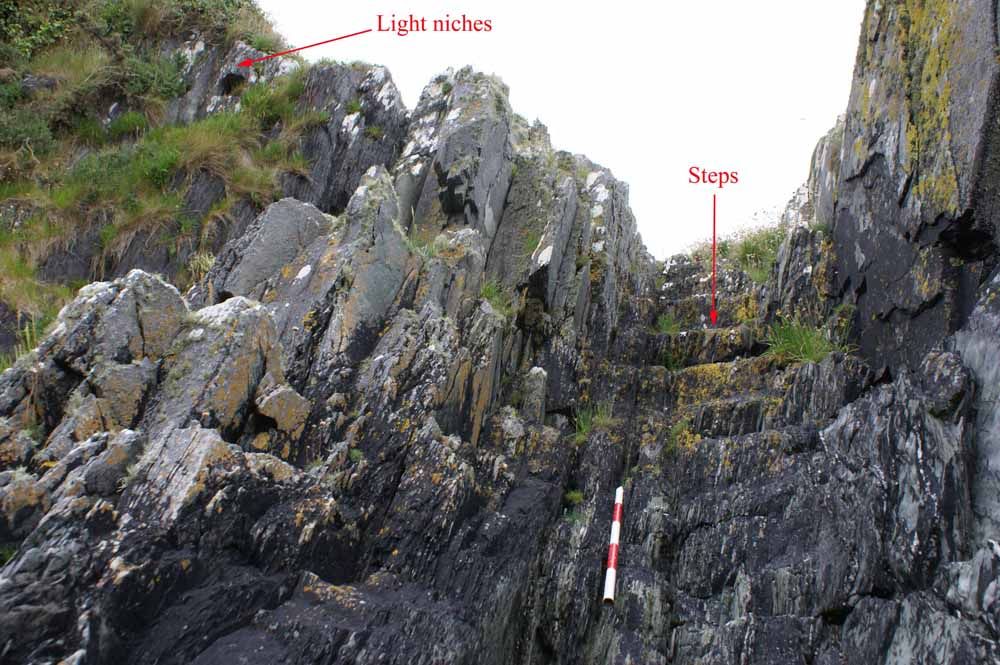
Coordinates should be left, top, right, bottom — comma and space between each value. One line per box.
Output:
514, 247, 882, 664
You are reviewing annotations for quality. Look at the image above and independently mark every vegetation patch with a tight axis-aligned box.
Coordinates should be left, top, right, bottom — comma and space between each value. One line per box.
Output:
664, 418, 700, 456
661, 346, 684, 371
480, 280, 514, 318
0, 544, 16, 565
573, 400, 616, 445
655, 312, 681, 335
0, 310, 55, 373
733, 225, 784, 283
406, 233, 447, 261
107, 110, 149, 139
764, 318, 845, 364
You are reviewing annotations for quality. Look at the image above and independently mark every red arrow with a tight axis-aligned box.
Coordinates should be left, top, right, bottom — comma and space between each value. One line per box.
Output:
238, 28, 373, 67
710, 194, 718, 326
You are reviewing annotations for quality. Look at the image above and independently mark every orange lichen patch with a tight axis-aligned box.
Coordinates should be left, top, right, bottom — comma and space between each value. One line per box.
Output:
250, 432, 271, 451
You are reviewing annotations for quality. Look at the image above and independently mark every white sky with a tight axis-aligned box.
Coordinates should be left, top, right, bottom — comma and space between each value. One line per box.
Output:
257, 1, 866, 257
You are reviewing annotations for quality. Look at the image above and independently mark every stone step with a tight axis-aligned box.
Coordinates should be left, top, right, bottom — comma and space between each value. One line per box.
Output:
670, 356, 776, 408
678, 393, 774, 438
611, 323, 764, 369
656, 292, 758, 330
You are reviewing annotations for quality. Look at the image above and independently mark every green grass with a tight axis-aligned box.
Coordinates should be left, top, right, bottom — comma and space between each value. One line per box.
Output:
522, 228, 541, 257
349, 448, 363, 463
0, 83, 22, 110
0, 108, 55, 154
0, 544, 16, 566
225, 3, 285, 52
661, 346, 684, 371
593, 400, 616, 429
810, 221, 831, 236
0, 181, 32, 200
107, 111, 149, 139
123, 53, 186, 100
733, 225, 784, 283
345, 99, 362, 114
655, 312, 681, 335
573, 401, 616, 445
364, 125, 384, 140
241, 68, 306, 129
564, 489, 584, 507
480, 280, 514, 318
763, 318, 843, 364
408, 234, 447, 261
573, 407, 593, 445
0, 311, 50, 373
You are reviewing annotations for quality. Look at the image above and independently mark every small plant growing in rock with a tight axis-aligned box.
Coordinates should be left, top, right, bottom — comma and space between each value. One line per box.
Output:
733, 225, 785, 283
480, 280, 513, 318
364, 125, 384, 140
0, 314, 44, 373
564, 489, 584, 507
187, 252, 215, 282
406, 233, 447, 261
345, 98, 362, 114
593, 400, 616, 429
656, 313, 681, 335
661, 347, 684, 371
0, 544, 16, 566
573, 407, 593, 445
764, 318, 843, 364
664, 418, 700, 456
116, 463, 141, 492
810, 221, 831, 236
522, 228, 541, 256
349, 449, 363, 464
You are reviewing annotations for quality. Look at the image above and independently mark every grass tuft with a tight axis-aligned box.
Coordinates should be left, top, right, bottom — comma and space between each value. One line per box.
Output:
763, 318, 844, 364
593, 400, 616, 429
107, 110, 149, 139
733, 226, 785, 283
655, 312, 681, 335
480, 279, 514, 319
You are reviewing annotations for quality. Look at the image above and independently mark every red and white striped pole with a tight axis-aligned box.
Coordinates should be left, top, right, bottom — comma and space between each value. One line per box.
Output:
603, 485, 624, 605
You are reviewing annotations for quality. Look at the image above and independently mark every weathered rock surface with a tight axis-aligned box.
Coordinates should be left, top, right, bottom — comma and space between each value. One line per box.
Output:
281, 64, 409, 214
2, 1, 1000, 663
827, 0, 1000, 371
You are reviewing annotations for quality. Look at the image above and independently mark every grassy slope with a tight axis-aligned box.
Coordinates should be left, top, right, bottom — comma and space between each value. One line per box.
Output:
0, 0, 319, 369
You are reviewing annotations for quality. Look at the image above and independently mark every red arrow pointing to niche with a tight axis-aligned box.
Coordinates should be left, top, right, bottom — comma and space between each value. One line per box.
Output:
710, 194, 718, 326
238, 28, 373, 67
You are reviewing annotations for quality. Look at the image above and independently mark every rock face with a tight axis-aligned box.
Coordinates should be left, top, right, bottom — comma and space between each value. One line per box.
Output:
826, 0, 1000, 371
2, 2, 1000, 664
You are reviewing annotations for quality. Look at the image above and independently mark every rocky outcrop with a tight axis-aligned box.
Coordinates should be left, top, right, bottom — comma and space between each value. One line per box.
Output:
3, 1, 1000, 663
827, 0, 1000, 371
281, 64, 408, 213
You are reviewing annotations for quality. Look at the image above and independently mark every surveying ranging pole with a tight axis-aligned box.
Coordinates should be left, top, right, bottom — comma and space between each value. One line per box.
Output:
603, 486, 624, 604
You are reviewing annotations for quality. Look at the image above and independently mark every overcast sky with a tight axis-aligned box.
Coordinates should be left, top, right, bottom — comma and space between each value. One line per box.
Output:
257, 0, 866, 257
